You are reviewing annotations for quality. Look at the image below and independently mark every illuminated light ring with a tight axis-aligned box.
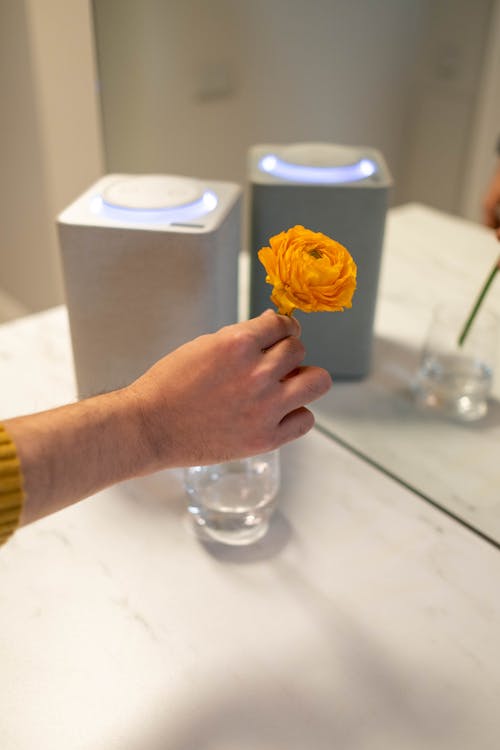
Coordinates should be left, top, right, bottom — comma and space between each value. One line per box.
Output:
258, 154, 377, 184
89, 190, 218, 224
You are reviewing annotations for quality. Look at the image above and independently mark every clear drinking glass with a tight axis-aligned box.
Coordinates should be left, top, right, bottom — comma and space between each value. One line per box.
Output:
414, 302, 498, 421
183, 450, 280, 545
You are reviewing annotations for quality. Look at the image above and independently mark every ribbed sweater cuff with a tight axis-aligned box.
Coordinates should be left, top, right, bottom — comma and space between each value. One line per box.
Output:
0, 424, 24, 545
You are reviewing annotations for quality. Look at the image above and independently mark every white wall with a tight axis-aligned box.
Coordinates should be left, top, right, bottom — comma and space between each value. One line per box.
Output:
93, 0, 427, 198
93, 0, 495, 216
400, 0, 493, 214
0, 0, 104, 312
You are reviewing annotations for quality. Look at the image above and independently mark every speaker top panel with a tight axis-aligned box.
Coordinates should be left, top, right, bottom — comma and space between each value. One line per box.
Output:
58, 174, 241, 233
249, 142, 392, 188
102, 175, 204, 211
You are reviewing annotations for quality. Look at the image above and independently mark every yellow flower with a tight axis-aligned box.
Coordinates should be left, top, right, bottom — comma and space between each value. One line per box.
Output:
258, 225, 357, 316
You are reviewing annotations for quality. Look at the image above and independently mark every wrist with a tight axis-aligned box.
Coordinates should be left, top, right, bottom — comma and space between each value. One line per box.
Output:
97, 386, 156, 480
120, 383, 167, 476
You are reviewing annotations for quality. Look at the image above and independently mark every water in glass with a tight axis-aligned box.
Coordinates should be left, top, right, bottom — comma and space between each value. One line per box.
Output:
415, 352, 492, 420
184, 450, 280, 545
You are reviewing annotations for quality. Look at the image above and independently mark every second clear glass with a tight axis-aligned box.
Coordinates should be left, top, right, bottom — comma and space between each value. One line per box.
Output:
414, 302, 498, 421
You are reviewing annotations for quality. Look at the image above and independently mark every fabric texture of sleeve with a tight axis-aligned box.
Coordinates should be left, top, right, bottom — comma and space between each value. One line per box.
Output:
0, 424, 25, 545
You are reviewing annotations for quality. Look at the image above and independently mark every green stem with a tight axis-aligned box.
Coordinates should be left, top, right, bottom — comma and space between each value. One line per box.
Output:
458, 257, 500, 347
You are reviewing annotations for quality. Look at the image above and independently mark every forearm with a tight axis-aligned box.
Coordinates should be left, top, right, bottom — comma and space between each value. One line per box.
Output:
4, 388, 147, 526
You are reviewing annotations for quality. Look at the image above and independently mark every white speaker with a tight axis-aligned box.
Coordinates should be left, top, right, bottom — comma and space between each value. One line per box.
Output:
58, 174, 241, 398
248, 143, 391, 378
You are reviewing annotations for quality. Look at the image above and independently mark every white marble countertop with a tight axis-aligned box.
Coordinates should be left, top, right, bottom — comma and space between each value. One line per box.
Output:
1, 302, 500, 749
314, 203, 500, 545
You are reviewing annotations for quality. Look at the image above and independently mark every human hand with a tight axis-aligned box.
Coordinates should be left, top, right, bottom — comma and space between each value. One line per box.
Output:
128, 310, 332, 470
483, 162, 500, 240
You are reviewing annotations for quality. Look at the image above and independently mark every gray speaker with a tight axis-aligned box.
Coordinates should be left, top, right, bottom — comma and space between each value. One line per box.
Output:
248, 143, 391, 378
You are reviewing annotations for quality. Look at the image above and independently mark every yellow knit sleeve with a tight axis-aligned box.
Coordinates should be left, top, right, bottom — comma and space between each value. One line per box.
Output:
0, 424, 25, 545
